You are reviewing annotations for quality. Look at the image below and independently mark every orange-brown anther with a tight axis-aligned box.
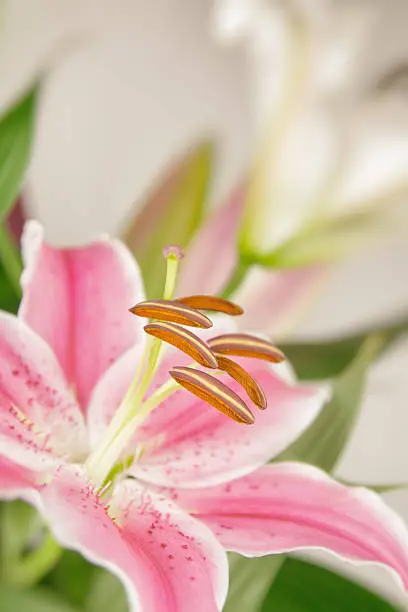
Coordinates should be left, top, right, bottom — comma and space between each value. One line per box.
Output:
169, 366, 255, 424
129, 299, 213, 328
177, 295, 244, 316
208, 333, 285, 363
144, 322, 218, 368
216, 355, 267, 410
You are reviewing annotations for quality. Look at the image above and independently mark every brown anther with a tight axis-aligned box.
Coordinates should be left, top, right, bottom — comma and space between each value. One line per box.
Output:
129, 300, 213, 329
144, 322, 218, 368
208, 333, 285, 363
216, 355, 267, 410
177, 295, 244, 316
169, 366, 255, 424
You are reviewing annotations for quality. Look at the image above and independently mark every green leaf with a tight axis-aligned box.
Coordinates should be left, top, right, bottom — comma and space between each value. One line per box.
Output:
260, 557, 398, 612
0, 224, 22, 298
0, 90, 36, 222
280, 317, 408, 381
45, 550, 95, 608
0, 260, 20, 312
223, 554, 284, 612
0, 501, 40, 571
276, 335, 383, 471
0, 585, 80, 612
123, 140, 214, 298
0, 501, 62, 587
85, 568, 128, 612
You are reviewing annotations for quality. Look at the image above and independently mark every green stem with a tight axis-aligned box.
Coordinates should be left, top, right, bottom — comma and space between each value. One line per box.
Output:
86, 251, 182, 487
3, 530, 62, 587
0, 224, 22, 298
220, 261, 250, 300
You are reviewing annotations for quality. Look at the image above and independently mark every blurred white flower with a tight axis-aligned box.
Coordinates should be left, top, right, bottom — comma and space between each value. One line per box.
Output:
215, 0, 408, 267
0, 0, 250, 244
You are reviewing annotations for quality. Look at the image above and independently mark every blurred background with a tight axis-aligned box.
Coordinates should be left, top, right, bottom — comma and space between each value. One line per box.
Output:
1, 0, 408, 609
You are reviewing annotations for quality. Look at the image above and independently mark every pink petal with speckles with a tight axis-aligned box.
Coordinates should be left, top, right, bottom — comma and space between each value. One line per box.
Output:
0, 455, 44, 499
19, 221, 145, 410
38, 466, 228, 612
174, 463, 408, 591
0, 397, 58, 472
130, 361, 328, 488
0, 311, 87, 461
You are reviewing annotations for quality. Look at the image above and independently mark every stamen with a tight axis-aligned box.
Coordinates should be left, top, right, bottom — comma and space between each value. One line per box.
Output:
208, 333, 285, 363
144, 322, 218, 368
169, 366, 255, 424
129, 299, 213, 328
215, 355, 267, 409
177, 295, 244, 316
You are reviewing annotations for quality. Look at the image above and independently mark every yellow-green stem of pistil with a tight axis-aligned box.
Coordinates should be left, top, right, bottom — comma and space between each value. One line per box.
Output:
85, 251, 181, 489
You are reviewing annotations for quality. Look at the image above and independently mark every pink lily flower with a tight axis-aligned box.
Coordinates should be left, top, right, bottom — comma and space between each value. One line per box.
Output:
1, 221, 408, 611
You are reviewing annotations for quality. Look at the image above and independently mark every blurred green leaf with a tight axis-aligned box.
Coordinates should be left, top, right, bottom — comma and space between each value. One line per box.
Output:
0, 500, 62, 588
0, 258, 20, 312
0, 585, 80, 612
337, 479, 408, 494
223, 554, 283, 612
277, 335, 383, 471
123, 140, 214, 298
0, 90, 36, 222
260, 558, 399, 612
0, 224, 22, 298
85, 568, 128, 612
0, 501, 40, 571
0, 90, 35, 298
280, 317, 408, 381
45, 550, 95, 608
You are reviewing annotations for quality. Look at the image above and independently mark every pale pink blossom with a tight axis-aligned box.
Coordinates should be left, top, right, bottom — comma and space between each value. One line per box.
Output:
1, 221, 408, 611
177, 187, 328, 338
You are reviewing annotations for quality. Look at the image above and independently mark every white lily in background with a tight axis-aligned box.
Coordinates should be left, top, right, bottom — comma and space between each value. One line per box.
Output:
0, 0, 250, 245
215, 0, 408, 267
1, 0, 408, 335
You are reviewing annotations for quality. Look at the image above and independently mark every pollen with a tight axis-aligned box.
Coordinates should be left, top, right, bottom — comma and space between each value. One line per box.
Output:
177, 295, 244, 316
208, 333, 285, 363
215, 355, 267, 409
129, 299, 213, 328
144, 322, 219, 369
169, 366, 255, 424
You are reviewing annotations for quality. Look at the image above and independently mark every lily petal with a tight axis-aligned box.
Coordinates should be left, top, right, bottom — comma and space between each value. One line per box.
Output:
131, 361, 328, 488
334, 94, 408, 212
19, 221, 145, 409
0, 311, 87, 460
234, 264, 330, 338
38, 466, 228, 612
86, 344, 145, 448
27, 2, 248, 245
0, 455, 43, 499
177, 185, 244, 296
174, 463, 408, 590
0, 397, 58, 471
